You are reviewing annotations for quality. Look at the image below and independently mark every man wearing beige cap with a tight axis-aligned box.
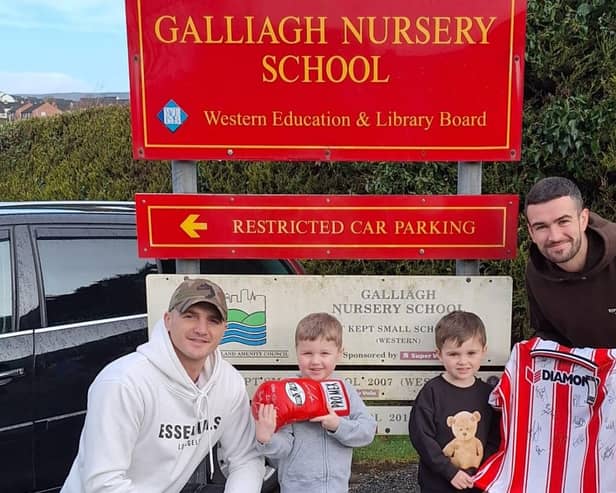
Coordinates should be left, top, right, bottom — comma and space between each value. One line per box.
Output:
61, 278, 264, 493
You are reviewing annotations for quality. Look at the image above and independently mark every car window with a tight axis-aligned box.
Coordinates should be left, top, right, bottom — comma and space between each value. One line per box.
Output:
0, 234, 12, 333
37, 237, 157, 326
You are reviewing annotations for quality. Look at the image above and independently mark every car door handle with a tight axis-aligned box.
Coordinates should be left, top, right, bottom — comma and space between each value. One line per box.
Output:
0, 368, 25, 381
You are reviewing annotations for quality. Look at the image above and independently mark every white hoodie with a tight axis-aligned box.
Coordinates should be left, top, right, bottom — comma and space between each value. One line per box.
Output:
61, 319, 264, 493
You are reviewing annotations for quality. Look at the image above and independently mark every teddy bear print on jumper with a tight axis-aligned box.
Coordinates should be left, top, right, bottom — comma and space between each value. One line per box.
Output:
442, 410, 484, 471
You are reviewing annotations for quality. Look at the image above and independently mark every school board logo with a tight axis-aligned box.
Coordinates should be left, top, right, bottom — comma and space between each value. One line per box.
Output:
222, 289, 267, 346
157, 100, 188, 132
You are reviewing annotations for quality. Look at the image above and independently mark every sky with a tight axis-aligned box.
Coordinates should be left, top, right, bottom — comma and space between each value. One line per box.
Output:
0, 0, 128, 95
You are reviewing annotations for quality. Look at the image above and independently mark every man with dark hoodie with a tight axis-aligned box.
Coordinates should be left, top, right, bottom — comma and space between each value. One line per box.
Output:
525, 176, 616, 347
61, 278, 264, 492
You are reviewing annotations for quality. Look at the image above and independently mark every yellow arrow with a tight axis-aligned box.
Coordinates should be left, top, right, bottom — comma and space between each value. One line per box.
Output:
180, 214, 208, 238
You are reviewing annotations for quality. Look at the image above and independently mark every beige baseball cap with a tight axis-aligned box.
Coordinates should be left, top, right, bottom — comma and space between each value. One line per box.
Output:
168, 278, 228, 320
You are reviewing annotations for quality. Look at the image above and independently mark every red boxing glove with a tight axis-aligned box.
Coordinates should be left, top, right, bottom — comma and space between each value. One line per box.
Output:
252, 378, 351, 430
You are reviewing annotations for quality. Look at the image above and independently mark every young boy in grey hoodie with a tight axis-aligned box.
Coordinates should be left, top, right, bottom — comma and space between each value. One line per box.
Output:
254, 312, 376, 493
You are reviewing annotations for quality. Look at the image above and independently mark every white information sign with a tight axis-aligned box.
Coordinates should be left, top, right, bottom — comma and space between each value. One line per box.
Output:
146, 275, 512, 366
242, 370, 502, 400
369, 406, 413, 435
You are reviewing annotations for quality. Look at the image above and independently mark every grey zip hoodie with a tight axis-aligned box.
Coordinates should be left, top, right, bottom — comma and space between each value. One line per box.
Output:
257, 379, 376, 493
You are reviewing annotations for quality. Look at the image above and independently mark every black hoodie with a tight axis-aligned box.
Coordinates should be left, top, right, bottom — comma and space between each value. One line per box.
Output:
526, 212, 616, 348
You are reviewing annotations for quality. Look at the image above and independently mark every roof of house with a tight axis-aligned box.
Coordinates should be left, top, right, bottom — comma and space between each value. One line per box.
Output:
0, 92, 16, 103
14, 102, 33, 114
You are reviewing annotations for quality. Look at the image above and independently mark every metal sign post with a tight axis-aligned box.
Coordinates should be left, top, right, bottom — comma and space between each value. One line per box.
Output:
171, 160, 200, 274
456, 161, 483, 275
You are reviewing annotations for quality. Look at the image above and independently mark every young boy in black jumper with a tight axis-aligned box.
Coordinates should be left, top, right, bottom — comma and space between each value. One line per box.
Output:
409, 311, 500, 493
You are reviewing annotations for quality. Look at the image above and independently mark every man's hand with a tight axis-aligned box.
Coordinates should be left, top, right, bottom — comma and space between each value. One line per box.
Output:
309, 405, 340, 432
255, 403, 277, 444
450, 470, 474, 490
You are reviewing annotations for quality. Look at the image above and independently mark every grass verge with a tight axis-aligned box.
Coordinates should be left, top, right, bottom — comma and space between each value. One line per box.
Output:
352, 435, 418, 466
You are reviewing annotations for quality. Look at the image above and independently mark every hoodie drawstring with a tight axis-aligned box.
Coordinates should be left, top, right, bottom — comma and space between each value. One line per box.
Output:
195, 392, 215, 481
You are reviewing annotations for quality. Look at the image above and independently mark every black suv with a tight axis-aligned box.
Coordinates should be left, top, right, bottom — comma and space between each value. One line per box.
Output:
0, 201, 302, 493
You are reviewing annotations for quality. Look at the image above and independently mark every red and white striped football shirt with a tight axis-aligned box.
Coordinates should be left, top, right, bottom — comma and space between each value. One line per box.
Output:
474, 337, 616, 493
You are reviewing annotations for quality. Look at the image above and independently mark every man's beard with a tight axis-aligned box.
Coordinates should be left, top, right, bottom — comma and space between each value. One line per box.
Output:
543, 235, 582, 264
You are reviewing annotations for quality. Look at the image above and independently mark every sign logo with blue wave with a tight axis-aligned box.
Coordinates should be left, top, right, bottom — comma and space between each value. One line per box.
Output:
157, 99, 187, 132
222, 289, 267, 346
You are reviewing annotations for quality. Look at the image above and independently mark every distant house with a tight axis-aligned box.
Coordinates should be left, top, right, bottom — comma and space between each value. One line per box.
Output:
20, 101, 62, 119
2, 92, 128, 122
11, 102, 33, 121
0, 92, 16, 104
77, 95, 129, 109
0, 101, 19, 121
53, 98, 76, 112
3, 97, 65, 122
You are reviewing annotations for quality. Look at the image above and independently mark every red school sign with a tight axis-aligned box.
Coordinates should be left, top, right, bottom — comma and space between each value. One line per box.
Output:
135, 193, 519, 260
125, 0, 527, 162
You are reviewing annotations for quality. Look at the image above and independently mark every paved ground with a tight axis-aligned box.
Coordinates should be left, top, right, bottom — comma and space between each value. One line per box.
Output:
349, 462, 419, 493
184, 459, 419, 492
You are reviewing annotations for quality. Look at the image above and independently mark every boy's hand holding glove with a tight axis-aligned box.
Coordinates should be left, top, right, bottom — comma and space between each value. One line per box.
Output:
252, 378, 350, 431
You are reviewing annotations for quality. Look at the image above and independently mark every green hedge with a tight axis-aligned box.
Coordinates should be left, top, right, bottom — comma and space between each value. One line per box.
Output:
0, 0, 614, 344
